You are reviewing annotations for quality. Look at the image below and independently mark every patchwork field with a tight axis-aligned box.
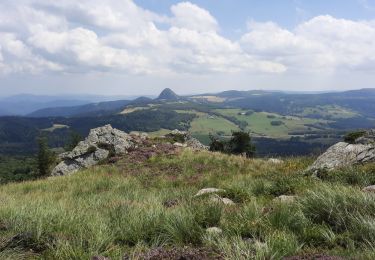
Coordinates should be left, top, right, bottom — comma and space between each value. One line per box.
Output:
297, 105, 358, 119
214, 109, 327, 138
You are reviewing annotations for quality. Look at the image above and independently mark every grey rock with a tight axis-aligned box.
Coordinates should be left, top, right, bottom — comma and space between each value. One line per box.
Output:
51, 125, 137, 176
210, 195, 235, 205
355, 129, 375, 145
186, 138, 209, 150
167, 129, 208, 150
167, 129, 189, 141
362, 185, 375, 193
194, 188, 225, 197
308, 141, 375, 173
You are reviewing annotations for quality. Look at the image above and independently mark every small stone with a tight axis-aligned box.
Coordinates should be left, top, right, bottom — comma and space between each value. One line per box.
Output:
173, 142, 184, 147
268, 158, 283, 164
210, 195, 235, 205
194, 188, 225, 197
273, 195, 297, 203
206, 227, 222, 234
362, 185, 375, 193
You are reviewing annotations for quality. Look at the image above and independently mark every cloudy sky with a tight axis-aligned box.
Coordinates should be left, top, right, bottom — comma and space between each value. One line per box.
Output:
1, 0, 375, 96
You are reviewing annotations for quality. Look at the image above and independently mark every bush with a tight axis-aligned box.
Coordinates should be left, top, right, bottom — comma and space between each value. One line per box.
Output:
86, 146, 97, 154
228, 131, 256, 158
344, 130, 366, 144
208, 134, 226, 153
209, 131, 256, 158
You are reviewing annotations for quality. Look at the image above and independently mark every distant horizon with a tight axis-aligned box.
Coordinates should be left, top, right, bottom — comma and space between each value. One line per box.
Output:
1, 87, 374, 100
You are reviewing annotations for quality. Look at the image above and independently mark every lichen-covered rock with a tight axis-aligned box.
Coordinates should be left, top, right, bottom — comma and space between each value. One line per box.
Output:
307, 141, 375, 174
51, 125, 136, 176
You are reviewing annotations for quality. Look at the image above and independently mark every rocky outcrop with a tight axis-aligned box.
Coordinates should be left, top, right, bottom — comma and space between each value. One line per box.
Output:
52, 125, 136, 176
52, 126, 207, 176
167, 129, 208, 150
308, 130, 375, 173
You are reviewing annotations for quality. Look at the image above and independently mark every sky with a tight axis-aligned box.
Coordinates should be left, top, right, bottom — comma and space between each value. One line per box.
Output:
0, 0, 375, 96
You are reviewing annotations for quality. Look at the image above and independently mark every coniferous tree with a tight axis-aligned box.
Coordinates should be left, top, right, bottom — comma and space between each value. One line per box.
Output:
37, 137, 56, 176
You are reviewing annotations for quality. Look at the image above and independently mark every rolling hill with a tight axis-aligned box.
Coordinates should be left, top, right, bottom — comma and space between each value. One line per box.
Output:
0, 88, 375, 156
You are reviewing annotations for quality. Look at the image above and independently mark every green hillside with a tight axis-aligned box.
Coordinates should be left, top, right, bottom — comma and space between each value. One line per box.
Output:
1, 149, 375, 259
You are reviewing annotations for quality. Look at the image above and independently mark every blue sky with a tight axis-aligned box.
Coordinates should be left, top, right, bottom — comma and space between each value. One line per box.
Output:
0, 0, 375, 96
136, 0, 375, 36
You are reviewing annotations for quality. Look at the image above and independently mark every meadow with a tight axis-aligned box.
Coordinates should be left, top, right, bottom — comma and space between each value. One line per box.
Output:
214, 109, 326, 138
1, 149, 375, 259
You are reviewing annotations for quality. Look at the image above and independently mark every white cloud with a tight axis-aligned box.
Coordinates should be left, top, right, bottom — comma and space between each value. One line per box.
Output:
170, 2, 218, 32
240, 15, 375, 72
0, 1, 374, 81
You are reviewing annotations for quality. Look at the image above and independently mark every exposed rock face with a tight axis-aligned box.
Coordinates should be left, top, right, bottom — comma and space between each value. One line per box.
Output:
308, 129, 375, 173
52, 126, 208, 176
308, 141, 375, 173
355, 129, 375, 145
52, 125, 135, 176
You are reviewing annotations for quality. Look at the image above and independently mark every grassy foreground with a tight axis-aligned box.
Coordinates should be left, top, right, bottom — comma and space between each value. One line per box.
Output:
1, 150, 375, 259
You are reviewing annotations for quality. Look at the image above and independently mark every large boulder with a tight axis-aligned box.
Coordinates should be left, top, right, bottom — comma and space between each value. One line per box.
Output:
51, 125, 136, 176
308, 130, 375, 173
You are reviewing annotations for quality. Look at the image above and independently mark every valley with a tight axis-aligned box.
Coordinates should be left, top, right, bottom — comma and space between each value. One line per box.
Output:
1, 88, 374, 158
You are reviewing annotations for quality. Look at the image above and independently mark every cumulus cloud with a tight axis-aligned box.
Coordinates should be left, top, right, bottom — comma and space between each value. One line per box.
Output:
0, 0, 374, 78
240, 15, 375, 72
170, 2, 218, 32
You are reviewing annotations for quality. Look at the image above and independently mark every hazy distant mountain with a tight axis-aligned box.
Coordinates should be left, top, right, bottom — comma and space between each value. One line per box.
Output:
157, 88, 180, 101
28, 100, 132, 118
0, 94, 152, 116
